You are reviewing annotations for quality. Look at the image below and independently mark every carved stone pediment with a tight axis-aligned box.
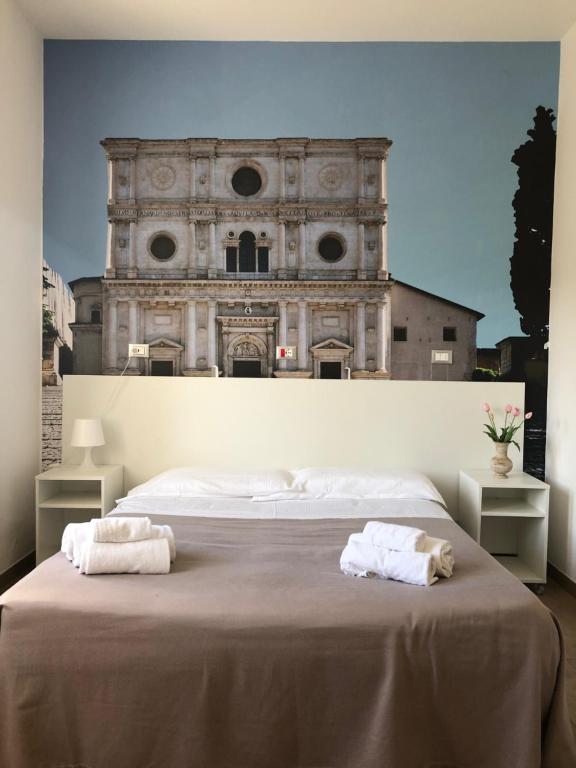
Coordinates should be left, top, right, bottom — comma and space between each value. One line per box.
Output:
310, 337, 353, 352
148, 336, 184, 350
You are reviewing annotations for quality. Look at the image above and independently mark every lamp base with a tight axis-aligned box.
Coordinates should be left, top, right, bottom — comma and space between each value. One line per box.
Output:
79, 447, 97, 469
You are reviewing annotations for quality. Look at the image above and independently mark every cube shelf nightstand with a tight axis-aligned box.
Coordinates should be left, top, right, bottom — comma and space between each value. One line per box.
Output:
35, 465, 124, 565
458, 469, 549, 588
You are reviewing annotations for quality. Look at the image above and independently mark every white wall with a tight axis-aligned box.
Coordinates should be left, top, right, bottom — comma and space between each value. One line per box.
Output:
0, 0, 42, 574
546, 20, 576, 582
62, 377, 524, 513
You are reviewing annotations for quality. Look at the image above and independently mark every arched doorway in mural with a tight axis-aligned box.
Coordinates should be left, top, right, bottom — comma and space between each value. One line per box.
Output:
227, 334, 267, 377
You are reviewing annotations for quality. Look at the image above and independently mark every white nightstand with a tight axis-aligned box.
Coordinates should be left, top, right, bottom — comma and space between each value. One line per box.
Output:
458, 469, 549, 588
35, 464, 124, 564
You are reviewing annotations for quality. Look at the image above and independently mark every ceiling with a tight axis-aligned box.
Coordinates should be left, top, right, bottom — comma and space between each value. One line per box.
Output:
16, 0, 576, 41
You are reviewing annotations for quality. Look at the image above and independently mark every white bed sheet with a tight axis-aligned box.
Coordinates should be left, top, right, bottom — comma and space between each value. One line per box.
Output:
112, 495, 451, 520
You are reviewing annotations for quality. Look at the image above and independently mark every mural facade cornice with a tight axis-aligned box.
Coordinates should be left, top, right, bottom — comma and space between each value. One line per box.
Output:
101, 277, 392, 302
107, 202, 387, 223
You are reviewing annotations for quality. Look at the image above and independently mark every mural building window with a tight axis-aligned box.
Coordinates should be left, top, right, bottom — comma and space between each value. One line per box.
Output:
226, 231, 269, 273
394, 326, 408, 342
150, 233, 176, 261
318, 234, 345, 263
232, 166, 262, 197
90, 306, 102, 324
443, 326, 457, 342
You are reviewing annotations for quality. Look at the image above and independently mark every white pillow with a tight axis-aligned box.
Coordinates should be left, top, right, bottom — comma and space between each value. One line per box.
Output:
256, 467, 446, 506
127, 467, 294, 499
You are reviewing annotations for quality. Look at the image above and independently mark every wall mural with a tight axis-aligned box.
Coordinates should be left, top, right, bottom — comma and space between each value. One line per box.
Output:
41, 42, 559, 476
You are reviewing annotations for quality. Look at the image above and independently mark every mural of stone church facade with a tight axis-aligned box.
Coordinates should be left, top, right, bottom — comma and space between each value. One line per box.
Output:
69, 137, 483, 380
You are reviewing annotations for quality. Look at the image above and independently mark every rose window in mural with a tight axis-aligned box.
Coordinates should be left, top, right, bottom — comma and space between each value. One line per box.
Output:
150, 164, 176, 191
318, 164, 344, 191
226, 231, 269, 273
318, 234, 345, 263
231, 166, 262, 196
150, 234, 177, 261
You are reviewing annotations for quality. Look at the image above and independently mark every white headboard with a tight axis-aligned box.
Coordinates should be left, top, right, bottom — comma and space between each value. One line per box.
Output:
62, 376, 525, 513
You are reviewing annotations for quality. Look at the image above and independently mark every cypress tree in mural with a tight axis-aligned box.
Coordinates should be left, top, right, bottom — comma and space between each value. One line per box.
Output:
510, 106, 556, 342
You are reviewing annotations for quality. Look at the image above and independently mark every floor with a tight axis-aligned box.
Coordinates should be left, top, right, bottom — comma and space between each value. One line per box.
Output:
539, 579, 576, 735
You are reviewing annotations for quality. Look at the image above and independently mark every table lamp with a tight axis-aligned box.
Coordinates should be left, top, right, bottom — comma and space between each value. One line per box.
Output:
70, 418, 105, 468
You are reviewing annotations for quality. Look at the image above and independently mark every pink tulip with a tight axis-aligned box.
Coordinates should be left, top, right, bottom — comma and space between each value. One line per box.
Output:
482, 403, 491, 412
505, 404, 513, 413
513, 407, 521, 417
525, 412, 533, 420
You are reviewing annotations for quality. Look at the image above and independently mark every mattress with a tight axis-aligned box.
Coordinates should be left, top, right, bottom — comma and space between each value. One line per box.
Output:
113, 494, 453, 519
0, 511, 574, 768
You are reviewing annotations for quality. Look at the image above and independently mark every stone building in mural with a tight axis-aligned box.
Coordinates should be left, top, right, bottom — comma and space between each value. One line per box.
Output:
43, 259, 74, 386
69, 137, 483, 380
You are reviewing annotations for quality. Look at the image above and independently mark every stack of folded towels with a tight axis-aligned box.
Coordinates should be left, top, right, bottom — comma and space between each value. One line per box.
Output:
340, 521, 454, 587
61, 517, 175, 575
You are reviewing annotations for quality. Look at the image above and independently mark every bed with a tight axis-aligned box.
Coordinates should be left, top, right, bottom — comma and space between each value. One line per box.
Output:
1, 468, 574, 768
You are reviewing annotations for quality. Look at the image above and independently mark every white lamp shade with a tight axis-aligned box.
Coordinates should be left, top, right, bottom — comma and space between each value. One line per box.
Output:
70, 418, 105, 448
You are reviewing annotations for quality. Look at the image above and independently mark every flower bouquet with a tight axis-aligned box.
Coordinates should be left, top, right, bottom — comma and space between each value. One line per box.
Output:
482, 403, 533, 477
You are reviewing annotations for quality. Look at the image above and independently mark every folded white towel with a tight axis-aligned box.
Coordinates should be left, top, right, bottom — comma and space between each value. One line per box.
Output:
363, 521, 427, 552
341, 534, 437, 587
154, 524, 176, 562
91, 516, 153, 543
61, 521, 176, 566
78, 537, 171, 575
422, 536, 454, 578
61, 522, 92, 564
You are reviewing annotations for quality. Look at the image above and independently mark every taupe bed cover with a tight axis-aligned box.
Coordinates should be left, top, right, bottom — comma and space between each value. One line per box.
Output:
0, 515, 574, 768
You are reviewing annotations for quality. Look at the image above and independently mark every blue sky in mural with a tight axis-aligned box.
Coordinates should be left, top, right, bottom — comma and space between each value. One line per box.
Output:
44, 41, 559, 346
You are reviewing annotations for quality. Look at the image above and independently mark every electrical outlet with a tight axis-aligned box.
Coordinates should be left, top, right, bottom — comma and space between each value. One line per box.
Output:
128, 343, 150, 358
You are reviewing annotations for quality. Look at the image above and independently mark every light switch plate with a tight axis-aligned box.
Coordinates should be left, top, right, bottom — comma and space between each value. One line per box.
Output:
129, 343, 150, 358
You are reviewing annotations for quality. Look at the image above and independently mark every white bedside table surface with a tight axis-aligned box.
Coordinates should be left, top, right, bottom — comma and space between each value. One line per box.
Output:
460, 469, 549, 489
37, 464, 123, 481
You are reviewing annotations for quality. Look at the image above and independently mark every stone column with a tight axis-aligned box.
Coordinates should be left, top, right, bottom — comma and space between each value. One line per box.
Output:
298, 220, 306, 275
355, 301, 367, 370
297, 300, 308, 370
128, 220, 137, 277
188, 220, 196, 278
208, 221, 217, 278
279, 155, 286, 200
208, 155, 215, 199
277, 220, 286, 276
378, 153, 387, 202
107, 159, 115, 202
298, 156, 305, 201
376, 300, 389, 372
278, 300, 287, 370
129, 158, 137, 203
127, 300, 140, 372
185, 300, 197, 370
378, 218, 388, 276
222, 330, 231, 376
357, 221, 365, 278
105, 299, 118, 372
105, 221, 116, 278
357, 155, 365, 199
189, 156, 196, 199
207, 300, 217, 368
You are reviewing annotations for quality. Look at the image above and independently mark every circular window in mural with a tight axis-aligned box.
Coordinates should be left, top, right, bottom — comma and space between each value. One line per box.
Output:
231, 166, 262, 197
318, 234, 345, 263
149, 233, 177, 261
